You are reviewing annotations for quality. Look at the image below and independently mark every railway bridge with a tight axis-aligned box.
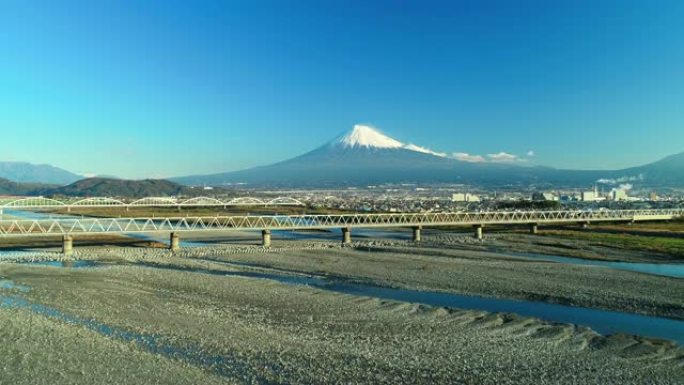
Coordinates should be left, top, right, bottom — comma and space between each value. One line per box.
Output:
0, 209, 681, 254
0, 196, 305, 212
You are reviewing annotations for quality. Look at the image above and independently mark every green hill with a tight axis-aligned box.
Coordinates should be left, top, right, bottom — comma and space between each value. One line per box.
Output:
41, 178, 189, 198
0, 178, 53, 195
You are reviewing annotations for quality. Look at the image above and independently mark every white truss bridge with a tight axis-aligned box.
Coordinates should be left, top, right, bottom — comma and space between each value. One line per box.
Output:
0, 209, 681, 237
0, 196, 305, 209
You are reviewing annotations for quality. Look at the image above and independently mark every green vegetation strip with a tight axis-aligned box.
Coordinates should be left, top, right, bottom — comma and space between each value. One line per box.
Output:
545, 230, 684, 258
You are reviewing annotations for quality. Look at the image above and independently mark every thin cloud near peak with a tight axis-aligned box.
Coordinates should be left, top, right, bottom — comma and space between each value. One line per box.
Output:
487, 152, 520, 163
452, 152, 486, 163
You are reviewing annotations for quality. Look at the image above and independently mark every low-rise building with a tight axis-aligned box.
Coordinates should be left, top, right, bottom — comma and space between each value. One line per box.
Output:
452, 193, 480, 202
532, 192, 559, 201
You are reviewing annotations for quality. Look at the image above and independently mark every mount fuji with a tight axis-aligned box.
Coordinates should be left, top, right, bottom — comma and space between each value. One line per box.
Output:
174, 124, 684, 188
174, 125, 546, 187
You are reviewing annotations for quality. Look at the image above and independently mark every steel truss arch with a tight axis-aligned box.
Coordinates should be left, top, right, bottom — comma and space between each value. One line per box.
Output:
181, 197, 224, 206
226, 197, 266, 205
2, 197, 66, 208
266, 197, 305, 206
129, 197, 178, 206
70, 197, 126, 206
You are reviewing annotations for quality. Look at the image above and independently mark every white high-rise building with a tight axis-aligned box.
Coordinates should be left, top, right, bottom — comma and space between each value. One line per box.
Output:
581, 186, 603, 202
610, 189, 629, 201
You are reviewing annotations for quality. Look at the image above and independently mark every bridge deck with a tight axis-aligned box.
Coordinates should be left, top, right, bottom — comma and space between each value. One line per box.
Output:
0, 209, 681, 237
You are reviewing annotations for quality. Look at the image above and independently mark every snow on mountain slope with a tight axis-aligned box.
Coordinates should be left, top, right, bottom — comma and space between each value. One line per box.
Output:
334, 124, 405, 149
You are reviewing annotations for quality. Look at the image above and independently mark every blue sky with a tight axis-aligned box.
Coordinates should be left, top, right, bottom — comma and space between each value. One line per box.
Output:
1, 0, 683, 178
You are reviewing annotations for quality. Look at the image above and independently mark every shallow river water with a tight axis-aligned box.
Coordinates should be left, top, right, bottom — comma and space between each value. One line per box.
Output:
510, 252, 684, 278
192, 261, 684, 345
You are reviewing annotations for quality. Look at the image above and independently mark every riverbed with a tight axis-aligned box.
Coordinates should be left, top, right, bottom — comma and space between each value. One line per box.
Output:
1, 232, 683, 383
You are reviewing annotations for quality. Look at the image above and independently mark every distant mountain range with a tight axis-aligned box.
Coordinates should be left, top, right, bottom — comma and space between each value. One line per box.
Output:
0, 162, 81, 185
174, 125, 684, 189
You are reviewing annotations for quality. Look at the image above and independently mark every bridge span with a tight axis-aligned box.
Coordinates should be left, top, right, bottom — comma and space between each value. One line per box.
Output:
0, 209, 681, 254
0, 196, 305, 211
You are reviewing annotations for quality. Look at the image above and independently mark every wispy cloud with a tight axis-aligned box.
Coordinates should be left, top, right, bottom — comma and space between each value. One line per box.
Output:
452, 152, 485, 163
404, 139, 531, 164
404, 143, 447, 157
451, 151, 531, 163
596, 174, 644, 184
487, 152, 521, 163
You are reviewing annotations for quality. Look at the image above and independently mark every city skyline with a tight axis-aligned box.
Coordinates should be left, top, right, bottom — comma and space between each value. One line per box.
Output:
2, 1, 683, 179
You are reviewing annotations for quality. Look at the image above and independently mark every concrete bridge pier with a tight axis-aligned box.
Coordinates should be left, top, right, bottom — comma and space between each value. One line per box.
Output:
580, 222, 590, 229
62, 235, 73, 256
412, 226, 422, 242
473, 224, 484, 240
169, 232, 180, 251
530, 223, 538, 234
262, 229, 271, 248
342, 227, 352, 245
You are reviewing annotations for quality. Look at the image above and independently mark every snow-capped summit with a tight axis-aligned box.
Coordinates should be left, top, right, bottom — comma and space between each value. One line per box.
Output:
334, 124, 405, 149
333, 124, 447, 157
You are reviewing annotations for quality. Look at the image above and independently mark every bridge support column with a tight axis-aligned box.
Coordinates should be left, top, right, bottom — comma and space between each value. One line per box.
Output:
412, 226, 422, 242
62, 235, 73, 256
580, 222, 589, 229
529, 223, 538, 234
342, 227, 352, 245
473, 224, 483, 240
169, 232, 180, 251
262, 229, 271, 248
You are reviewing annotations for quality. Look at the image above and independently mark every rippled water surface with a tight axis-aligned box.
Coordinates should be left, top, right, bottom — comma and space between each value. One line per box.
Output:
512, 252, 684, 278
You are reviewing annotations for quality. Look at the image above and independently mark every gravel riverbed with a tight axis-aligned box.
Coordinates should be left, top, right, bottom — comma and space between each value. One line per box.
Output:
36, 235, 677, 321
0, 234, 682, 384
